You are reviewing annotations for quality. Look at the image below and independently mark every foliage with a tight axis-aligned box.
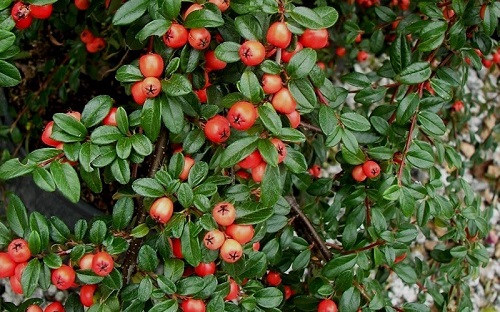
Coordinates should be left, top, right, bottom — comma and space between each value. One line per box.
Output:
0, 0, 499, 311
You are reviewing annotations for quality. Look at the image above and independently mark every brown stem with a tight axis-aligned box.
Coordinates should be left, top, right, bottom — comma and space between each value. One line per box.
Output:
342, 240, 384, 255
396, 112, 418, 186
122, 127, 169, 282
299, 121, 322, 133
364, 195, 371, 227
285, 196, 332, 261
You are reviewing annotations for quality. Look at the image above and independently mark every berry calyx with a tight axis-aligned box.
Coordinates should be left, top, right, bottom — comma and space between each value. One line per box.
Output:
91, 251, 114, 277
212, 202, 236, 226
203, 229, 226, 251
239, 40, 266, 66
188, 28, 211, 50
204, 115, 231, 144
220, 239, 243, 263
227, 101, 257, 131
362, 160, 380, 179
142, 77, 162, 98
51, 265, 76, 290
8, 238, 31, 263
149, 197, 174, 224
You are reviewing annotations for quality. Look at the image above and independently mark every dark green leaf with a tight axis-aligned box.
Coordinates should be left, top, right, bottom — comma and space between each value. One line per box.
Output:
112, 0, 148, 25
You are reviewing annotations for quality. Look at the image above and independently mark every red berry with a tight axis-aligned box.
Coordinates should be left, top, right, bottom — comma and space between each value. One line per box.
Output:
225, 224, 254, 245
26, 305, 43, 312
286, 110, 301, 129
205, 50, 226, 71
79, 254, 94, 270
267, 22, 292, 49
171, 238, 183, 258
102, 107, 118, 126
149, 197, 174, 224
188, 28, 211, 50
239, 40, 266, 66
357, 50, 369, 62
8, 238, 31, 263
336, 47, 346, 57
262, 74, 282, 94
227, 101, 257, 131
86, 37, 106, 53
183, 3, 203, 20
204, 115, 231, 143
352, 165, 367, 182
203, 230, 225, 250
181, 298, 206, 312
10, 275, 23, 294
80, 284, 97, 307
142, 77, 162, 98
29, 4, 53, 19
225, 279, 240, 300
131, 81, 147, 105
209, 0, 230, 12
14, 15, 32, 29
164, 23, 189, 48
220, 239, 243, 263
194, 262, 216, 276
270, 138, 287, 163
239, 150, 263, 169
179, 156, 195, 181
74, 0, 90, 10
212, 202, 236, 226
362, 160, 380, 179
51, 265, 76, 290
251, 162, 266, 183
41, 121, 61, 147
266, 271, 282, 286
0, 252, 16, 278
139, 53, 164, 78
80, 30, 95, 44
44, 302, 65, 312
272, 88, 296, 114
281, 43, 303, 63
92, 252, 114, 277
299, 29, 329, 49
317, 299, 338, 312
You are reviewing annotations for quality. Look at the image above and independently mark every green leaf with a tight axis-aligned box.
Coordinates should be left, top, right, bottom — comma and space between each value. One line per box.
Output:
50, 162, 81, 203
141, 99, 162, 142
418, 111, 446, 136
389, 34, 411, 74
418, 21, 447, 52
258, 103, 282, 135
283, 148, 307, 173
6, 194, 28, 238
149, 299, 178, 312
184, 8, 224, 28
138, 245, 159, 272
161, 97, 185, 134
162, 74, 192, 97
219, 136, 259, 168
292, 249, 311, 270
340, 112, 370, 132
482, 4, 498, 37
290, 6, 336, 29
288, 78, 317, 112
234, 14, 263, 40
0, 60, 21, 87
159, 0, 181, 20
79, 142, 100, 172
136, 19, 170, 42
32, 167, 56, 192
50, 216, 70, 244
177, 183, 194, 208
341, 72, 371, 88
81, 95, 113, 128
89, 220, 107, 245
287, 48, 317, 79
260, 165, 281, 207
214, 42, 241, 63
339, 287, 360, 312
181, 222, 202, 267
354, 87, 386, 105
115, 65, 143, 82
20, 259, 40, 297
322, 254, 357, 278
375, 6, 396, 22
260, 60, 282, 74
131, 134, 153, 156
397, 62, 431, 85
0, 158, 35, 180
0, 30, 15, 53
258, 139, 278, 167
80, 167, 102, 193
396, 93, 419, 125
90, 126, 122, 145
53, 113, 87, 138
254, 287, 283, 308
383, 185, 401, 201
393, 263, 417, 284
132, 178, 166, 197
188, 162, 208, 187
406, 148, 434, 169
112, 0, 148, 25
183, 128, 206, 155
236, 73, 264, 108
115, 107, 129, 135
112, 198, 134, 230
236, 203, 273, 224
110, 158, 131, 184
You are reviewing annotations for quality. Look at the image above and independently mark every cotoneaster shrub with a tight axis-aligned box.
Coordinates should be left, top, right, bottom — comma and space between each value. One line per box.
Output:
0, 0, 499, 311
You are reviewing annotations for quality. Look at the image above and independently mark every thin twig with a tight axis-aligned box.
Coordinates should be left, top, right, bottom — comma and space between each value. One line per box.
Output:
285, 196, 332, 261
299, 121, 322, 133
342, 240, 384, 255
